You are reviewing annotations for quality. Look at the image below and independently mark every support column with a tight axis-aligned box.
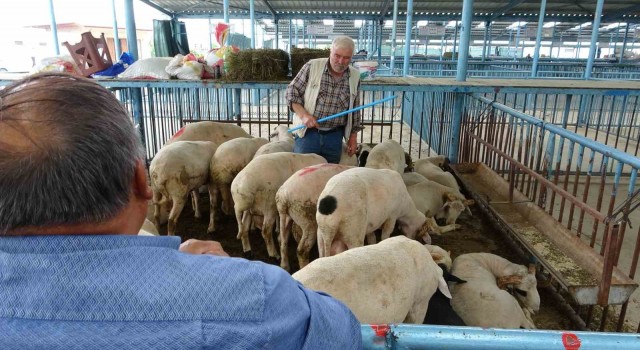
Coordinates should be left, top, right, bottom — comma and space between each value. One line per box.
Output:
584, 0, 605, 79
223, 0, 229, 23
549, 25, 555, 58
250, 0, 255, 48
532, 0, 547, 77
482, 21, 489, 61
124, 0, 138, 60
273, 18, 280, 50
48, 0, 60, 55
576, 24, 583, 59
124, 0, 144, 149
390, 0, 399, 73
378, 19, 384, 64
288, 19, 292, 53
449, 0, 474, 163
514, 24, 521, 60
620, 24, 629, 64
111, 0, 121, 59
403, 0, 414, 76
487, 22, 493, 59
452, 21, 459, 60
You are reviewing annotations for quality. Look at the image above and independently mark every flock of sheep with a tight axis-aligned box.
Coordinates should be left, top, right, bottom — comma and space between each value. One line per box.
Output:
145, 121, 541, 329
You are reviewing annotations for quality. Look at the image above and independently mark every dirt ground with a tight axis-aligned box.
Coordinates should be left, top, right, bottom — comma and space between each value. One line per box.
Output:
154, 189, 575, 331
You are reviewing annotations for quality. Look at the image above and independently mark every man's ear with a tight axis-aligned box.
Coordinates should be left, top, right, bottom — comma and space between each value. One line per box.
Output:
133, 159, 153, 200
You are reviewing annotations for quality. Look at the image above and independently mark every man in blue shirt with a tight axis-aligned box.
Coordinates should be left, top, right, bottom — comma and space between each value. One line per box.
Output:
0, 73, 362, 349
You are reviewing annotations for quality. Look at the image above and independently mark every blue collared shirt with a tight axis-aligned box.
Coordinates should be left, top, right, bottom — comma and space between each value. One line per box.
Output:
0, 235, 362, 349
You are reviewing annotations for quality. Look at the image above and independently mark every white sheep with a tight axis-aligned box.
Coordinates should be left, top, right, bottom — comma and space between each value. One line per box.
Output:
339, 143, 358, 166
292, 236, 451, 324
207, 137, 269, 233
231, 153, 327, 258
138, 218, 159, 236
150, 141, 218, 236
276, 163, 354, 271
407, 179, 474, 226
414, 158, 459, 190
316, 167, 460, 257
363, 139, 409, 174
253, 125, 294, 157
165, 121, 249, 146
450, 253, 540, 329
401, 172, 429, 187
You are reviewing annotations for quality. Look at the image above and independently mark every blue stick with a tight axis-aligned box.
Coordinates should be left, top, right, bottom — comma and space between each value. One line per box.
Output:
288, 95, 398, 133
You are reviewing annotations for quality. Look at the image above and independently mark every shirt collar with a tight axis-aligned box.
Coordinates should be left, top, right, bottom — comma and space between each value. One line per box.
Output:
0, 234, 181, 254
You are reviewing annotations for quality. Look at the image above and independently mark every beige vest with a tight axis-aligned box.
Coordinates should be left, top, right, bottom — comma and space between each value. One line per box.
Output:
292, 58, 360, 141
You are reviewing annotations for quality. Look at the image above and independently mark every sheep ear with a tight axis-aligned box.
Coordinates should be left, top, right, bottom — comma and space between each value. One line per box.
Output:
437, 275, 452, 299
431, 252, 444, 261
446, 193, 457, 202
528, 264, 536, 274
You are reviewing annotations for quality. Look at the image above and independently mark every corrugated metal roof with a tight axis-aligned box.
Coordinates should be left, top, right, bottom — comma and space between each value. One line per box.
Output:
140, 0, 640, 43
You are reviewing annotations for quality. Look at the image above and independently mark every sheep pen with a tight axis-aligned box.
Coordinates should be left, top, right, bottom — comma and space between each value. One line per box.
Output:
149, 188, 574, 331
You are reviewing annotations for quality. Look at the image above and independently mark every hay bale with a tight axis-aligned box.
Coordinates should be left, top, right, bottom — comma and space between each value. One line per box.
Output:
291, 47, 330, 77
225, 49, 289, 81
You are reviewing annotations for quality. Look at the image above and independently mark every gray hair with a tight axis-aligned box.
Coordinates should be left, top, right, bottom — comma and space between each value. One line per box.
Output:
332, 35, 355, 53
0, 72, 144, 234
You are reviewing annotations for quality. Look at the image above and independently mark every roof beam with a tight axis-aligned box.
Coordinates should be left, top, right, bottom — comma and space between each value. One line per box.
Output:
262, 0, 277, 18
139, 0, 175, 17
378, 0, 392, 18
602, 4, 640, 23
488, 0, 527, 21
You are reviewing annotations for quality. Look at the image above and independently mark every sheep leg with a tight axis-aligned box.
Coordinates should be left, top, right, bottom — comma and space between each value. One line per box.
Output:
152, 190, 162, 231
261, 212, 280, 259
380, 218, 396, 241
220, 185, 234, 216
435, 222, 461, 233
191, 190, 201, 219
404, 298, 429, 324
365, 231, 377, 245
207, 184, 219, 234
279, 214, 293, 271
167, 195, 187, 236
297, 222, 318, 269
235, 208, 252, 253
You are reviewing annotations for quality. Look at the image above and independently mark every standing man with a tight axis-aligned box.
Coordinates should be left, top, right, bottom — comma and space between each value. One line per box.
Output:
286, 35, 363, 164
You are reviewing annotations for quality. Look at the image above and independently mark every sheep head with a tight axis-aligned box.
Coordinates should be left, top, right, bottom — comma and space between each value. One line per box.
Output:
497, 264, 540, 313
416, 217, 440, 244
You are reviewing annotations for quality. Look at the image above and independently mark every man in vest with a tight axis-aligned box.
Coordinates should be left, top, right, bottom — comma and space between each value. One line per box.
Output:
286, 35, 362, 163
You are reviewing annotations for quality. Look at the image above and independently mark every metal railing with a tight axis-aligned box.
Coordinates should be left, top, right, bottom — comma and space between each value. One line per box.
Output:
461, 93, 640, 331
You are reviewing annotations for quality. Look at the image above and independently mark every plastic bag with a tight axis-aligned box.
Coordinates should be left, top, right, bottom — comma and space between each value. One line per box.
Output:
31, 56, 81, 75
93, 52, 135, 78
118, 57, 173, 79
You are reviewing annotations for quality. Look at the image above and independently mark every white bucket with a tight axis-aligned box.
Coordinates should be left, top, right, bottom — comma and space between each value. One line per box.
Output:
354, 61, 379, 80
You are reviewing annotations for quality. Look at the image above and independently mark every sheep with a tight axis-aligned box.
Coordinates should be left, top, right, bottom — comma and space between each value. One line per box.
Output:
402, 172, 429, 187
231, 153, 327, 258
276, 163, 354, 271
165, 121, 249, 146
138, 218, 159, 236
414, 158, 460, 190
449, 253, 540, 329
339, 143, 358, 166
253, 125, 294, 157
150, 141, 218, 236
316, 167, 461, 258
362, 139, 411, 174
207, 137, 269, 233
423, 256, 467, 326
407, 179, 474, 226
292, 236, 452, 324
418, 155, 448, 168
356, 140, 413, 173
